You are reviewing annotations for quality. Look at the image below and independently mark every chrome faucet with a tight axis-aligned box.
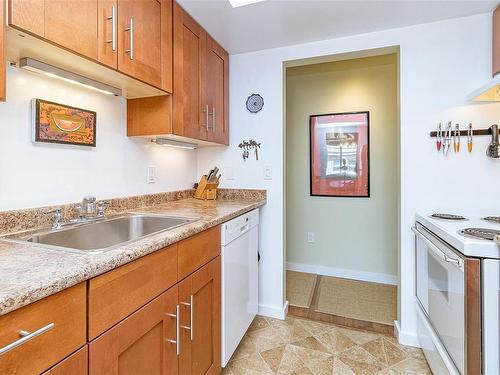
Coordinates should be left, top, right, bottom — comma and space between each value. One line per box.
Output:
45, 208, 64, 229
75, 196, 111, 221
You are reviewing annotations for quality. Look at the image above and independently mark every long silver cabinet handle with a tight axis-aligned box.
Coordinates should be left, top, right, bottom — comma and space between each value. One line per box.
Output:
212, 107, 216, 133
165, 305, 180, 355
106, 5, 116, 51
0, 323, 55, 356
202, 105, 209, 130
124, 17, 134, 60
180, 295, 194, 340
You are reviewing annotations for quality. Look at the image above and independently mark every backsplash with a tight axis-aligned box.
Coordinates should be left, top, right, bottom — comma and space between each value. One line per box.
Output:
0, 188, 266, 235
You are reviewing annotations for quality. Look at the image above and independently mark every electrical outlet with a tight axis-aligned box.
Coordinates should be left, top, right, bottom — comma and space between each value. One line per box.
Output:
147, 166, 156, 184
264, 166, 272, 180
307, 232, 315, 243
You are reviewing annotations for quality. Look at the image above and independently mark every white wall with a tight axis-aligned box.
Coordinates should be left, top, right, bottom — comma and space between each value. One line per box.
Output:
198, 13, 500, 344
0, 66, 197, 211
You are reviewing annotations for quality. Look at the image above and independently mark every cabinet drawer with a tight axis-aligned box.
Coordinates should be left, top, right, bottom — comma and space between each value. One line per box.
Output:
178, 226, 220, 280
42, 345, 88, 375
88, 245, 177, 339
0, 283, 86, 375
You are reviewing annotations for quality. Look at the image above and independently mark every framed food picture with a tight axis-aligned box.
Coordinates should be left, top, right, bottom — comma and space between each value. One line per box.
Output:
32, 99, 96, 147
310, 111, 370, 197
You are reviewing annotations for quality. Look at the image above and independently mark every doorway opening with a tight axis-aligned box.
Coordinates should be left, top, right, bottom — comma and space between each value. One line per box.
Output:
284, 49, 400, 335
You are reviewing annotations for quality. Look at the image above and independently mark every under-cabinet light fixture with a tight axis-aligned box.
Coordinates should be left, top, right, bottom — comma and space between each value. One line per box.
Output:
228, 0, 266, 8
19, 57, 122, 96
151, 138, 198, 150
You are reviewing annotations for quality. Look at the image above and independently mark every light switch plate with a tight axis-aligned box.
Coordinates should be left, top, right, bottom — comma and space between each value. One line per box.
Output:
147, 166, 156, 184
264, 166, 272, 180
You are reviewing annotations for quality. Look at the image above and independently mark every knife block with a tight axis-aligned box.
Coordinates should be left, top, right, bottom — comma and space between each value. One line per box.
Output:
194, 175, 219, 200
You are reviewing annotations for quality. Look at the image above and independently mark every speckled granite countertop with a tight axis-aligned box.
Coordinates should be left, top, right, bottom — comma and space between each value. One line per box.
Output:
0, 196, 265, 316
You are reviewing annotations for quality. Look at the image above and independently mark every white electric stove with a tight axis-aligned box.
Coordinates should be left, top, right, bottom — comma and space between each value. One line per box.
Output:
414, 212, 499, 375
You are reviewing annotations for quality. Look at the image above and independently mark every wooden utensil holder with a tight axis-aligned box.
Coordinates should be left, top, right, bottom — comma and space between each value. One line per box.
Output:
194, 175, 219, 200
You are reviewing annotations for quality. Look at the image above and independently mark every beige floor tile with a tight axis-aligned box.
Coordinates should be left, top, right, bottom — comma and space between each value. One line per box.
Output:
336, 327, 382, 345
229, 353, 274, 374
231, 334, 258, 361
306, 356, 334, 375
332, 356, 356, 375
295, 318, 332, 336
260, 345, 286, 372
291, 336, 329, 353
362, 337, 408, 367
277, 345, 306, 374
248, 326, 288, 352
291, 367, 314, 375
315, 327, 358, 354
338, 346, 384, 375
248, 316, 271, 332
389, 357, 432, 375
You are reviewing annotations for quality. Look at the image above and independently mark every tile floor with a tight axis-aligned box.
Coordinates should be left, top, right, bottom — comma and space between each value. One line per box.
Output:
222, 316, 431, 375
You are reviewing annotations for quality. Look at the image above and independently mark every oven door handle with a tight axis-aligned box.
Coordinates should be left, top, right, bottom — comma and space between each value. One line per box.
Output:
412, 226, 464, 272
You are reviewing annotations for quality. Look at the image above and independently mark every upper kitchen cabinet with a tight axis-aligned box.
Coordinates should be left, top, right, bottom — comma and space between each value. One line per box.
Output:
45, 0, 98, 60
5, 0, 172, 97
117, 0, 163, 88
206, 35, 229, 145
1, 0, 6, 101
493, 6, 500, 76
8, 0, 45, 37
172, 2, 206, 140
127, 2, 229, 145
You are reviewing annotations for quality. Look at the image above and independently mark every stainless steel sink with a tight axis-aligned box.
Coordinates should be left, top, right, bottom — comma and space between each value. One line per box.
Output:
18, 214, 197, 253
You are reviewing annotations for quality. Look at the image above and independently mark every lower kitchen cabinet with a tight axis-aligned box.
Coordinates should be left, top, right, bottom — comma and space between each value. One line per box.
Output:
179, 257, 221, 375
89, 286, 179, 375
42, 346, 88, 375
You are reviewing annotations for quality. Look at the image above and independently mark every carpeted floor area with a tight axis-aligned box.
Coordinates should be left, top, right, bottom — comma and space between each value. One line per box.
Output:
315, 276, 397, 326
286, 271, 317, 308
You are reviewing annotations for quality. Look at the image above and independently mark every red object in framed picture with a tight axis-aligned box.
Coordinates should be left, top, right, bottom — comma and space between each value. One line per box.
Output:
310, 111, 370, 197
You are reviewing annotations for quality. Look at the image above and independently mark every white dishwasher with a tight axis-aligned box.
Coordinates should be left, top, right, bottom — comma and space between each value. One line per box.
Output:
221, 208, 259, 367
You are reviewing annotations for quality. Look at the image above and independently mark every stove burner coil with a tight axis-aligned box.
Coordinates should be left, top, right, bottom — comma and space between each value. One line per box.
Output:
459, 228, 500, 241
482, 216, 500, 225
430, 213, 467, 221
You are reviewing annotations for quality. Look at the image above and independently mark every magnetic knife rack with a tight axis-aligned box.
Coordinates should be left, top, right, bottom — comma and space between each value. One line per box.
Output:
429, 125, 500, 137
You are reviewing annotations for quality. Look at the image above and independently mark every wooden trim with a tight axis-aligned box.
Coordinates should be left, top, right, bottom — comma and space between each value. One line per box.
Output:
493, 6, 500, 76
0, 0, 5, 101
465, 258, 482, 375
160, 0, 173, 93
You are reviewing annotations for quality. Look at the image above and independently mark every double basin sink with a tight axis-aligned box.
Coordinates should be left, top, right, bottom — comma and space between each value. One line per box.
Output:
8, 214, 197, 254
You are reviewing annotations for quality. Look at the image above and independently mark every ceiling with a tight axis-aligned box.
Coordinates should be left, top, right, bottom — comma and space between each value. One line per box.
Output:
177, 0, 498, 54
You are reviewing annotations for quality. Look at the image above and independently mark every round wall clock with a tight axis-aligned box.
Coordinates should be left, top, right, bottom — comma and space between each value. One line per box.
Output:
246, 94, 264, 113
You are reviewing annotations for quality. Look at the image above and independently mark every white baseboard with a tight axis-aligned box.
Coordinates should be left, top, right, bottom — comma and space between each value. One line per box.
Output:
286, 262, 398, 285
394, 320, 420, 347
258, 301, 288, 320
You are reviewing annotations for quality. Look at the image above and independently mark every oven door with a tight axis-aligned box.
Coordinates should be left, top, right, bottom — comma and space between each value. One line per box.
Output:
413, 223, 465, 374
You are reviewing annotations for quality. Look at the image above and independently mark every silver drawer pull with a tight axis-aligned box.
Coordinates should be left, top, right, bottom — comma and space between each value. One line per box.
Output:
165, 305, 180, 355
0, 323, 54, 356
106, 5, 116, 51
180, 295, 194, 340
124, 18, 134, 60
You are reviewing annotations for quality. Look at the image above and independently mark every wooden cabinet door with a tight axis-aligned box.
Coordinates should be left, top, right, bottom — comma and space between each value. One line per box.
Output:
493, 6, 500, 76
118, 0, 162, 88
179, 257, 221, 375
89, 287, 179, 375
42, 346, 88, 375
8, 0, 44, 37
1, 0, 5, 101
45, 0, 98, 60
98, 0, 118, 68
173, 2, 206, 140
206, 35, 229, 145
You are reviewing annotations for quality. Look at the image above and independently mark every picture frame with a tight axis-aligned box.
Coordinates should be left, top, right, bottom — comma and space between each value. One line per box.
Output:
32, 99, 97, 147
310, 111, 370, 197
